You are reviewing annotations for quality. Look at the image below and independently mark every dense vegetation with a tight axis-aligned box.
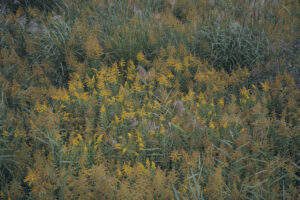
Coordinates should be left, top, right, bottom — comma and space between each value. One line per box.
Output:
0, 0, 299, 199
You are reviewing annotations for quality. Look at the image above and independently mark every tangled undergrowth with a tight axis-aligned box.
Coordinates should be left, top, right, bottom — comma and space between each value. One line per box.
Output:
0, 0, 299, 199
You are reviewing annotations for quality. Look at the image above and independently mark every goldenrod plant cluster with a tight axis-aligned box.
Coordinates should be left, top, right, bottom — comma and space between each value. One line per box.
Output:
0, 0, 299, 199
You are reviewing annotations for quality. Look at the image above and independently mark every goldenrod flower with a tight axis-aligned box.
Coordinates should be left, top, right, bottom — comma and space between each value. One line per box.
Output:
149, 130, 155, 136
52, 88, 70, 102
100, 105, 106, 113
261, 81, 269, 92
240, 98, 247, 104
117, 169, 123, 178
34, 102, 48, 113
114, 143, 122, 150
251, 84, 257, 90
119, 58, 125, 68
151, 161, 156, 169
122, 148, 127, 154
123, 163, 133, 175
136, 162, 147, 175
209, 120, 215, 129
218, 98, 224, 107
146, 158, 150, 168
240, 87, 250, 99
136, 51, 146, 62
24, 168, 38, 185
96, 135, 103, 145
139, 143, 145, 150
170, 150, 181, 162
114, 115, 120, 124
160, 125, 165, 134
84, 34, 102, 58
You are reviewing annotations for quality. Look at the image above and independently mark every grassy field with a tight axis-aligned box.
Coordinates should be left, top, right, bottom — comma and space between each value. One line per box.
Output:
0, 0, 299, 199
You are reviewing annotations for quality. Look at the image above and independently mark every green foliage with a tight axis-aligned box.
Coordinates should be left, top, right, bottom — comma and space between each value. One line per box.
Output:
1, 0, 63, 12
194, 23, 268, 71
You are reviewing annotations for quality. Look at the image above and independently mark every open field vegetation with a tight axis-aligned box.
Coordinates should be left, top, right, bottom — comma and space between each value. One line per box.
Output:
0, 0, 299, 199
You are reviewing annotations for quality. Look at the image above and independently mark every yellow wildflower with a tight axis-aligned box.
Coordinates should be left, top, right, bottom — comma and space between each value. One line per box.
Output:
139, 143, 145, 150
160, 125, 165, 134
123, 163, 133, 175
218, 98, 224, 107
114, 143, 122, 150
146, 158, 150, 168
84, 145, 88, 153
34, 102, 48, 113
95, 135, 103, 145
122, 148, 127, 154
209, 120, 215, 129
84, 34, 102, 58
136, 162, 147, 175
261, 81, 269, 92
72, 134, 83, 146
137, 51, 146, 62
136, 136, 142, 144
117, 169, 123, 178
212, 85, 218, 92
149, 130, 155, 136
183, 56, 190, 67
100, 105, 106, 113
151, 161, 156, 169
86, 76, 95, 89
114, 115, 120, 124
24, 168, 38, 185
174, 62, 183, 72
0, 191, 5, 198
240, 87, 250, 99
240, 98, 247, 104
223, 122, 228, 129
170, 150, 181, 162
28, 7, 39, 17
119, 58, 125, 68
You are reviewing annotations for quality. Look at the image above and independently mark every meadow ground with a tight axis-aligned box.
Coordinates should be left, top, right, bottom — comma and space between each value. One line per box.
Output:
0, 0, 299, 199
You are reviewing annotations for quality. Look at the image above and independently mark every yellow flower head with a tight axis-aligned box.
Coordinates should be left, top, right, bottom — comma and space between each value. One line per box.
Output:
114, 143, 122, 150
137, 51, 146, 62
151, 161, 156, 169
261, 81, 269, 92
136, 162, 147, 175
209, 120, 215, 129
119, 58, 125, 68
218, 97, 224, 107
160, 125, 165, 134
24, 168, 38, 186
100, 105, 106, 113
223, 122, 228, 129
146, 158, 150, 168
122, 148, 127, 154
240, 87, 250, 99
84, 145, 88, 153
